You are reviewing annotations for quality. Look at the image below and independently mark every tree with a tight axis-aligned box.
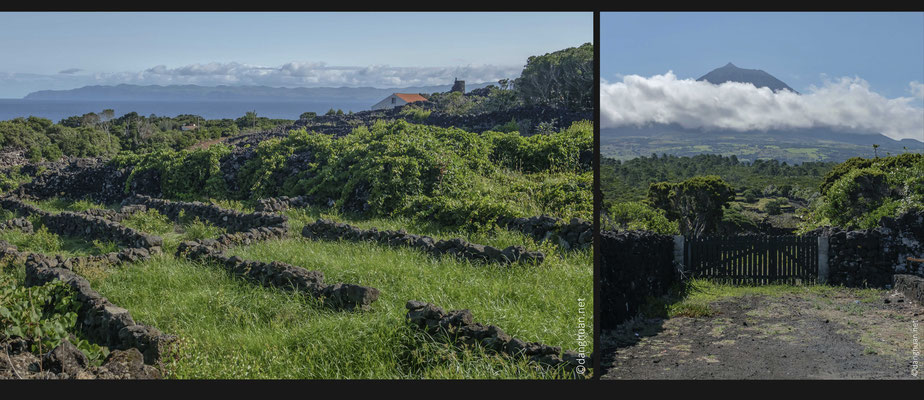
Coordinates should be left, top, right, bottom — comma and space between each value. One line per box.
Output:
514, 42, 593, 111
300, 111, 317, 120
647, 176, 735, 236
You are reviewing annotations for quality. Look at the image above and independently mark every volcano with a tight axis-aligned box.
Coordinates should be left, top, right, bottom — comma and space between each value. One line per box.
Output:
697, 62, 798, 93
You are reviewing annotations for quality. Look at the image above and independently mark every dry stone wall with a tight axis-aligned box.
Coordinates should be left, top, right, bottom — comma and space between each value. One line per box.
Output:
23, 253, 176, 366
812, 210, 924, 288
405, 300, 588, 377
176, 240, 379, 311
600, 230, 678, 329
502, 215, 592, 251
122, 194, 288, 234
302, 219, 545, 265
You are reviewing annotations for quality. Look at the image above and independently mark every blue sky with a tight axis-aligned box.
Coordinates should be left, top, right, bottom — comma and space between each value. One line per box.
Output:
602, 12, 924, 98
0, 12, 591, 98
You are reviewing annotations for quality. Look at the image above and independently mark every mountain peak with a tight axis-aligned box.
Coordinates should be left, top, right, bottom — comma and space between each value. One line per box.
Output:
697, 63, 798, 94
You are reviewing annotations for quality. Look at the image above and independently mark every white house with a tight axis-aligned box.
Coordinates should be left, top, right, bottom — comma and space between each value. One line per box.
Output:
371, 93, 428, 111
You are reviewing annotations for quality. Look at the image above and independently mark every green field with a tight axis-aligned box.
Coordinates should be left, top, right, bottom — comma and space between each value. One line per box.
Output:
1, 200, 591, 379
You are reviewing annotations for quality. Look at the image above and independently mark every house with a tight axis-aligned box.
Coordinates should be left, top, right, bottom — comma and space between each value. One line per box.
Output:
180, 123, 198, 131
371, 93, 428, 111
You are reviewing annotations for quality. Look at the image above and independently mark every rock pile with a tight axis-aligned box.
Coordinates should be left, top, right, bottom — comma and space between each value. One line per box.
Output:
1, 338, 161, 380
302, 219, 545, 265
503, 215, 592, 251
894, 274, 924, 305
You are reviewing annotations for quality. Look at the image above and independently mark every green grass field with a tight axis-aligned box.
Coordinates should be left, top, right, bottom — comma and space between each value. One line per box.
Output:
2, 200, 592, 379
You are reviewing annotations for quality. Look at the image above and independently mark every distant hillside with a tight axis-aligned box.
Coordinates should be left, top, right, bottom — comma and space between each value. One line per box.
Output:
23, 82, 495, 102
697, 62, 798, 93
602, 124, 924, 164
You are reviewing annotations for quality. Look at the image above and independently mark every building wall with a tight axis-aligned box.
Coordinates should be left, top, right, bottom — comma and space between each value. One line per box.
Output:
371, 94, 408, 110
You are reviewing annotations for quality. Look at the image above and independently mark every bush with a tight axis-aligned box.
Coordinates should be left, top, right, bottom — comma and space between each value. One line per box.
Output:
122, 209, 174, 235
604, 201, 679, 235
0, 274, 109, 365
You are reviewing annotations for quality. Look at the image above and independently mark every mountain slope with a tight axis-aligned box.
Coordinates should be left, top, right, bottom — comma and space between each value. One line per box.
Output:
697, 62, 798, 93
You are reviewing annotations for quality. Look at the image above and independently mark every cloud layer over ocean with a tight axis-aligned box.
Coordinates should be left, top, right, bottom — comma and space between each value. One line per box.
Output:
601, 72, 924, 141
0, 62, 522, 97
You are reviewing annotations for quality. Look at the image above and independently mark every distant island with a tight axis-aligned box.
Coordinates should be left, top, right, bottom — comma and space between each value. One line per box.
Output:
22, 82, 495, 103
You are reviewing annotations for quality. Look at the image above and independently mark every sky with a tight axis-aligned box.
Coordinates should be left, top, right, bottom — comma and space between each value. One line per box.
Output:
600, 12, 924, 141
0, 12, 592, 98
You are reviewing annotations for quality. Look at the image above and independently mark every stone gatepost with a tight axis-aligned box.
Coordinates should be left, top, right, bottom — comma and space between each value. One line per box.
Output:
817, 236, 829, 284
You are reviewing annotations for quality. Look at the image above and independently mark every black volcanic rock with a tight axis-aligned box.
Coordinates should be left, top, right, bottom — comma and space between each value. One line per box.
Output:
697, 62, 798, 94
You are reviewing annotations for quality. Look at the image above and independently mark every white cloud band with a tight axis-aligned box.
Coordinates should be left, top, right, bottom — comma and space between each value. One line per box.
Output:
601, 72, 924, 141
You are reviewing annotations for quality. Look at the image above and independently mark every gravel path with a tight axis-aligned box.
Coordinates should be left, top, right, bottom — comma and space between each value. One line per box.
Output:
602, 288, 923, 379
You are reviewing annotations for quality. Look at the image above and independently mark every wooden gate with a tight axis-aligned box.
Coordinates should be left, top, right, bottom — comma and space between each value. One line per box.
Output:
684, 235, 818, 285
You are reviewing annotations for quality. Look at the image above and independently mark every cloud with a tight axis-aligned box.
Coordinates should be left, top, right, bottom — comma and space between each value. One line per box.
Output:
601, 72, 924, 141
0, 61, 522, 98
97, 61, 520, 88
911, 81, 924, 100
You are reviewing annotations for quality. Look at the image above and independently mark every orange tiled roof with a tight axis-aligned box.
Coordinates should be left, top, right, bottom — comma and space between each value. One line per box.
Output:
394, 93, 428, 103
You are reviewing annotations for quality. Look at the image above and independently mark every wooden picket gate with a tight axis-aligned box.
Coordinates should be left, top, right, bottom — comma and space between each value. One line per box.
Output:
683, 235, 818, 285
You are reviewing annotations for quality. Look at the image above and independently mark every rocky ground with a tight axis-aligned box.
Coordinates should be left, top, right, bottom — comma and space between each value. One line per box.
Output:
601, 287, 923, 380
0, 339, 160, 380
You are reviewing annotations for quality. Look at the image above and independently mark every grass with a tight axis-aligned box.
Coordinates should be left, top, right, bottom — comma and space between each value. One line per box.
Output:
0, 224, 106, 257
5, 197, 591, 379
644, 279, 884, 319
284, 206, 564, 255
86, 236, 590, 378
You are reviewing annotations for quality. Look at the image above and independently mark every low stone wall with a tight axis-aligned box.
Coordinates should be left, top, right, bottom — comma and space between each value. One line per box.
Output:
253, 195, 313, 213
894, 274, 924, 305
0, 196, 163, 266
405, 301, 588, 377
302, 219, 544, 265
122, 194, 288, 234
600, 230, 677, 329
0, 217, 32, 233
23, 253, 176, 366
502, 215, 592, 251
176, 240, 379, 311
812, 210, 924, 288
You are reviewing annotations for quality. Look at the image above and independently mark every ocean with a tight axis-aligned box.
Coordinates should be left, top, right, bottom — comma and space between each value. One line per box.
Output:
0, 99, 374, 122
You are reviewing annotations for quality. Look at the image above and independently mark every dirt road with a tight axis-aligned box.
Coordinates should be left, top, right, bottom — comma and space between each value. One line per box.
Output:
602, 287, 922, 379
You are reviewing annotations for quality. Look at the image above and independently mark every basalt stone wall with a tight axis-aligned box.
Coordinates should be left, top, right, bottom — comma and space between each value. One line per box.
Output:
0, 217, 33, 233
0, 196, 163, 253
24, 254, 176, 365
253, 195, 314, 213
302, 219, 544, 265
894, 274, 924, 305
292, 104, 592, 137
405, 301, 588, 377
600, 230, 677, 329
177, 240, 379, 311
502, 215, 592, 251
123, 194, 288, 234
811, 210, 924, 288
16, 158, 158, 204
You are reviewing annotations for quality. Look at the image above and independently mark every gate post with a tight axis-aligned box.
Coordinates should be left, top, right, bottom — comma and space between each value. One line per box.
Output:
674, 235, 684, 270
817, 236, 829, 284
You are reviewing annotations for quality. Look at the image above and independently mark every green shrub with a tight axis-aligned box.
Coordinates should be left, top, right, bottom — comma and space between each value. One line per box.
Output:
121, 209, 175, 235
604, 201, 679, 235
0, 274, 109, 364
